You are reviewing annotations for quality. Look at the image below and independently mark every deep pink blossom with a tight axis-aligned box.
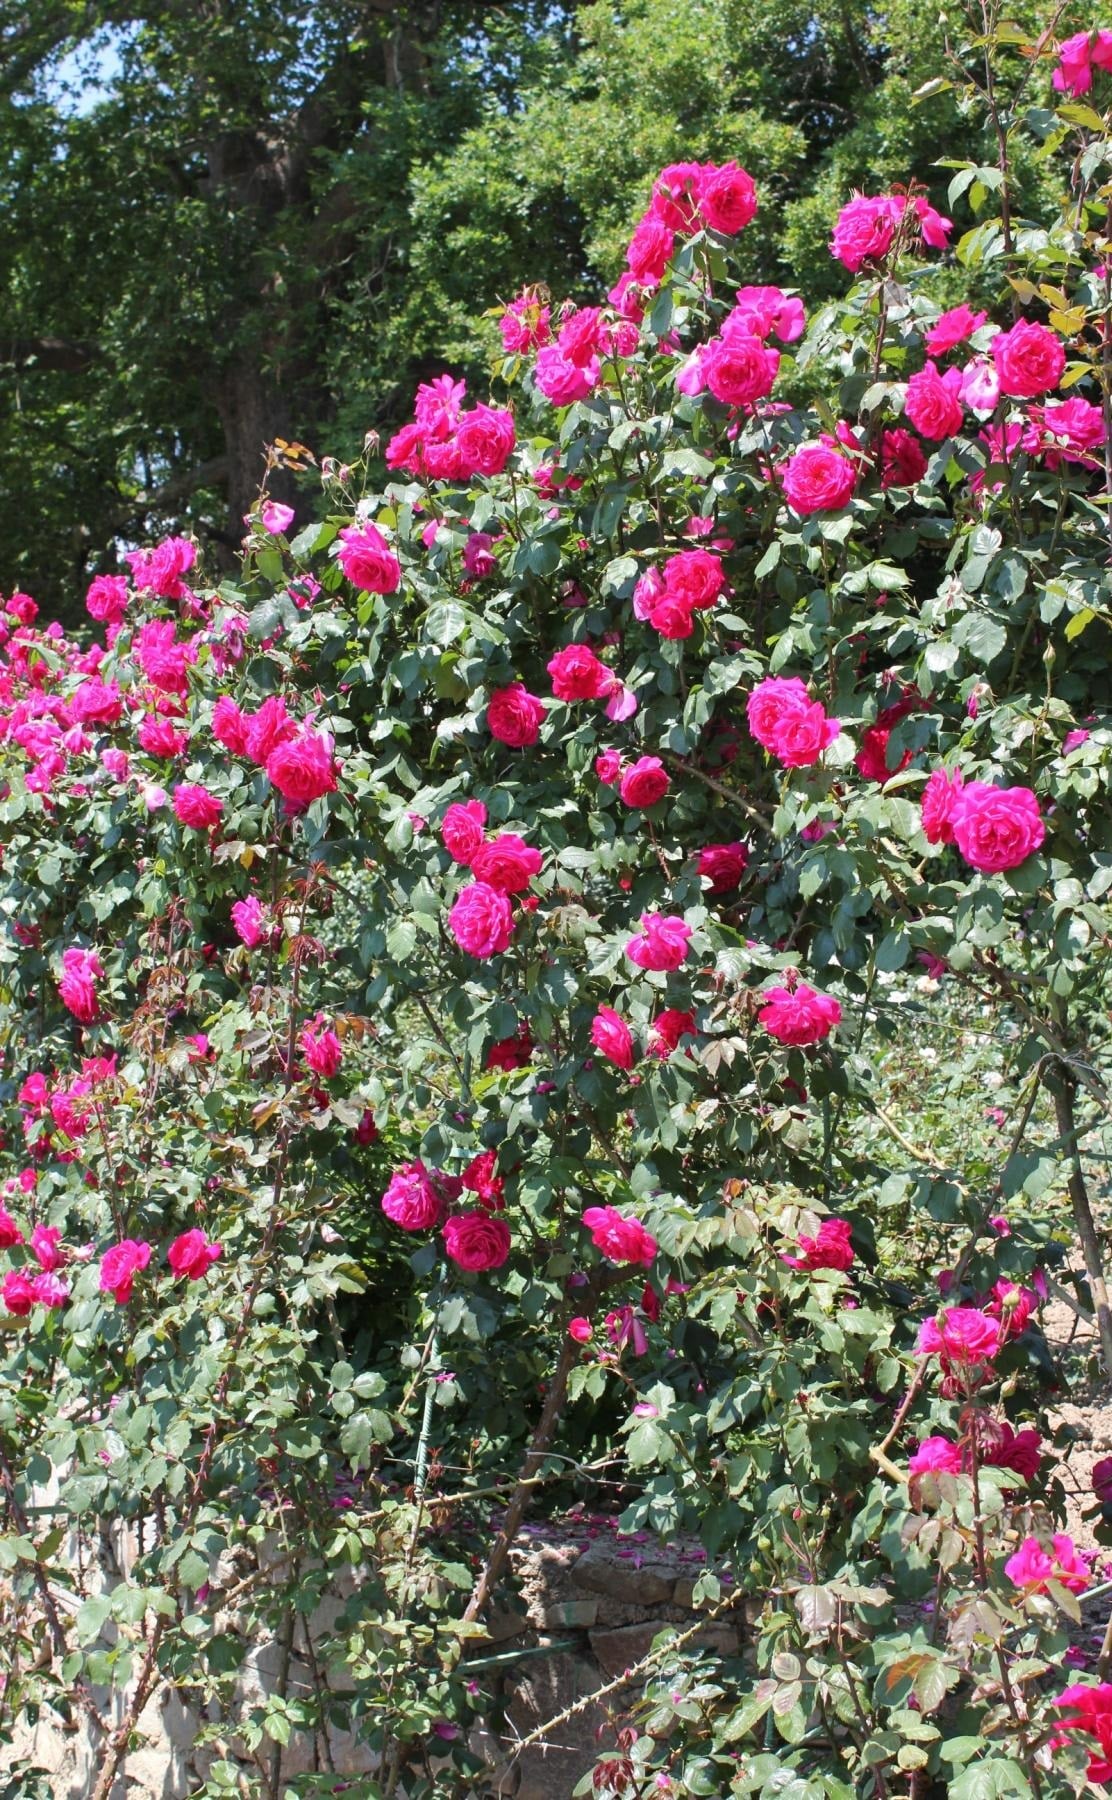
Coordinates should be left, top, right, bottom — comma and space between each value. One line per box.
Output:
759, 984, 842, 1046
782, 1217, 854, 1271
382, 1162, 446, 1232
487, 683, 545, 747
337, 523, 401, 593
443, 1212, 511, 1271
99, 1239, 152, 1305
625, 913, 691, 972
590, 1006, 635, 1070
58, 946, 104, 1023
448, 882, 514, 958
582, 1206, 657, 1266
173, 783, 223, 830
168, 1229, 222, 1280
619, 756, 670, 809
300, 1015, 343, 1078
266, 727, 337, 808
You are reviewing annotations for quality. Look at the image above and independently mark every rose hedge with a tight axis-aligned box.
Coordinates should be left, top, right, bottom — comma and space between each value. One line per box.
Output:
1, 14, 1112, 1799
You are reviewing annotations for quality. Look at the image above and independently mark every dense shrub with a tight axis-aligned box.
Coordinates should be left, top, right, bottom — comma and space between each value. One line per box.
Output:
1, 12, 1112, 1798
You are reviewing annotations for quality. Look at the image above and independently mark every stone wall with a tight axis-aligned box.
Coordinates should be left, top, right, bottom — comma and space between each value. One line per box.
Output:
7, 1513, 749, 1798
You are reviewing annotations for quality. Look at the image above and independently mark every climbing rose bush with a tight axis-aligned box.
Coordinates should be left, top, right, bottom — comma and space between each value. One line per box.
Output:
1, 14, 1112, 1799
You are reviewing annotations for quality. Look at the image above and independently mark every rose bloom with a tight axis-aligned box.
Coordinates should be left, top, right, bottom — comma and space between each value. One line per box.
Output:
127, 535, 196, 598
880, 427, 927, 490
728, 283, 805, 343
99, 1238, 152, 1305
471, 833, 542, 893
699, 160, 757, 234
558, 306, 609, 367
443, 1211, 511, 1272
1053, 28, 1112, 96
920, 766, 964, 845
759, 983, 842, 1046
138, 714, 187, 758
173, 783, 223, 830
646, 592, 694, 639
700, 335, 779, 406
767, 698, 840, 769
547, 644, 614, 701
266, 728, 336, 807
1055, 1684, 1112, 1784
697, 841, 747, 893
462, 532, 497, 579
449, 881, 515, 958
30, 1224, 64, 1271
582, 1205, 657, 1266
619, 756, 670, 809
441, 799, 487, 864
484, 1025, 534, 1072
2, 1270, 37, 1316
925, 303, 988, 356
662, 550, 724, 611
0, 1206, 23, 1249
647, 1008, 696, 1058
830, 193, 898, 270
590, 1005, 635, 1071
625, 913, 691, 972
259, 499, 294, 534
1006, 1533, 1090, 1595
59, 945, 104, 1024
31, 1272, 68, 1309
212, 695, 251, 756
336, 522, 401, 593
534, 345, 599, 405
855, 725, 909, 784
781, 441, 857, 514
70, 677, 124, 726
499, 290, 551, 353
231, 896, 267, 947
625, 211, 675, 284
782, 1217, 854, 1272
1031, 397, 1106, 467
85, 573, 129, 624
991, 319, 1065, 398
168, 1229, 222, 1280
568, 1316, 593, 1343
382, 1161, 446, 1231
455, 404, 516, 477
904, 361, 964, 440
300, 1014, 343, 1078
650, 160, 705, 231
135, 619, 193, 694
986, 1277, 1038, 1341
595, 749, 622, 786
908, 1436, 963, 1476
949, 781, 1045, 873
487, 682, 546, 747
916, 1305, 1001, 1366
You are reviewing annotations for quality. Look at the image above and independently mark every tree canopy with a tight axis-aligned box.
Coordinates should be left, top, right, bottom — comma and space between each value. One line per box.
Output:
0, 0, 1071, 615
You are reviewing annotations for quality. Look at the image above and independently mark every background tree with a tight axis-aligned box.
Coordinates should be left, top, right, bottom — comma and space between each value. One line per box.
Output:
0, 0, 1067, 617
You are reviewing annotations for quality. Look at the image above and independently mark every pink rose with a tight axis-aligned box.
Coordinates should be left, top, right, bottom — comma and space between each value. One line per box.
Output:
950, 781, 1045, 873
70, 677, 123, 726
649, 162, 705, 232
908, 1436, 963, 1476
626, 212, 675, 284
99, 1238, 152, 1305
259, 499, 295, 535
127, 536, 196, 599
231, 897, 267, 947
568, 1316, 593, 1342
595, 750, 622, 786
662, 550, 725, 611
336, 522, 401, 593
300, 1014, 343, 1078
625, 913, 691, 972
0, 1207, 23, 1249
173, 783, 223, 830
960, 358, 1001, 414
382, 1161, 446, 1231
547, 644, 614, 701
1054, 1684, 1112, 1785
904, 361, 964, 439
449, 882, 515, 958
855, 725, 909, 784
212, 696, 251, 756
619, 756, 670, 809
647, 1009, 696, 1058
590, 1006, 635, 1070
780, 441, 857, 514
698, 161, 757, 234
31, 1273, 68, 1309
168, 1229, 222, 1280
700, 335, 779, 406
471, 833, 542, 893
85, 574, 129, 624
558, 307, 609, 367
729, 284, 805, 344
991, 320, 1065, 398
747, 677, 840, 768
441, 800, 487, 864
646, 592, 694, 639
443, 1211, 511, 1272
455, 405, 516, 477
30, 1225, 64, 1271
582, 1205, 657, 1266
830, 193, 898, 270
462, 533, 497, 578
487, 683, 546, 747
1053, 29, 1112, 97
759, 983, 841, 1046
2, 1270, 37, 1316
1032, 398, 1106, 467
266, 727, 337, 808
782, 1217, 854, 1272
499, 291, 551, 352
135, 619, 193, 694
697, 841, 747, 894
916, 1305, 1001, 1366
138, 714, 187, 758
924, 304, 988, 356
534, 346, 599, 405
58, 946, 104, 1024
1006, 1534, 1090, 1595
920, 766, 964, 845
